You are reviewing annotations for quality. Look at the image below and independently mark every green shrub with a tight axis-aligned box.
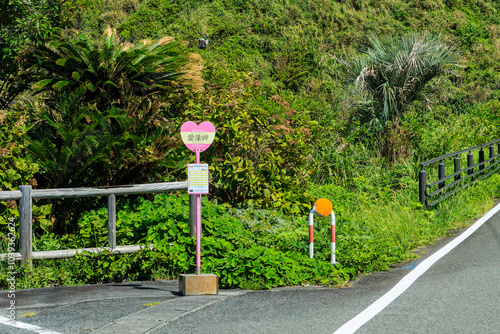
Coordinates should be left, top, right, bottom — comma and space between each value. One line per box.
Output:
45, 192, 345, 289
270, 42, 314, 91
0, 110, 51, 231
183, 72, 317, 213
406, 100, 500, 162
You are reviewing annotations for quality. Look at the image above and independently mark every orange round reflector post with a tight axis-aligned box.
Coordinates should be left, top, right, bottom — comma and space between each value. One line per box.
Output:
314, 198, 333, 217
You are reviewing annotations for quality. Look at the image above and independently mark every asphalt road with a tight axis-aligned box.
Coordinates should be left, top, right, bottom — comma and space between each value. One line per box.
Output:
156, 207, 500, 334
355, 212, 500, 334
1, 206, 499, 334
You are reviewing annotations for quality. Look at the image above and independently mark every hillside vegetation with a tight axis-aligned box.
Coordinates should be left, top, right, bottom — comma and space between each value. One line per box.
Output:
1, 0, 499, 289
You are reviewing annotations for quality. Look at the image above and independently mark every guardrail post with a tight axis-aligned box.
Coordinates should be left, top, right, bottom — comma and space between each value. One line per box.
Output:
108, 194, 116, 249
467, 151, 474, 181
454, 155, 461, 181
479, 148, 485, 174
489, 145, 495, 165
419, 165, 427, 209
19, 185, 32, 266
438, 160, 445, 189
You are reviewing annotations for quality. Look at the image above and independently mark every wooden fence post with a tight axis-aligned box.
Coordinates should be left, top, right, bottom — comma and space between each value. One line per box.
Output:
108, 194, 116, 249
19, 185, 32, 266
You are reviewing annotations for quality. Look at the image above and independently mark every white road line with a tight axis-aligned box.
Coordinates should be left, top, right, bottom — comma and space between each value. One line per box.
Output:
333, 201, 500, 334
0, 315, 63, 334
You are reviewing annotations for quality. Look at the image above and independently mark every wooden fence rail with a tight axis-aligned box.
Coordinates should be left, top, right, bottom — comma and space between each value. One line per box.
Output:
0, 181, 188, 264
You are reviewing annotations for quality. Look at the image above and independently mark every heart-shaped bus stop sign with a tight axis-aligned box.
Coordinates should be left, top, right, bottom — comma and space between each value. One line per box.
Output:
180, 121, 216, 152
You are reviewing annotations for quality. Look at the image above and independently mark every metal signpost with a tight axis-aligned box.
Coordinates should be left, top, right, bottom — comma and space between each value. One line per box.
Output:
180, 121, 216, 275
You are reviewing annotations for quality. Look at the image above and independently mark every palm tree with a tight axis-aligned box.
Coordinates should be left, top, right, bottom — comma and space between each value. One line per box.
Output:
339, 32, 460, 130
33, 27, 190, 111
27, 27, 200, 188
25, 27, 202, 232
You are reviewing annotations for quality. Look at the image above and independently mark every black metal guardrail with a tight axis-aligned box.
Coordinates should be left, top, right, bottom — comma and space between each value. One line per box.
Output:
419, 138, 500, 209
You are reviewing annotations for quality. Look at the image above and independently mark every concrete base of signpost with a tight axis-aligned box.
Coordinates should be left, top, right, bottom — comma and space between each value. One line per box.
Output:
179, 274, 219, 296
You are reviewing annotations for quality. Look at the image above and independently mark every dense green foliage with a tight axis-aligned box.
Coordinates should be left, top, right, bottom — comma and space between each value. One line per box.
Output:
0, 0, 499, 290
184, 72, 317, 212
28, 27, 191, 188
0, 0, 73, 108
0, 110, 52, 229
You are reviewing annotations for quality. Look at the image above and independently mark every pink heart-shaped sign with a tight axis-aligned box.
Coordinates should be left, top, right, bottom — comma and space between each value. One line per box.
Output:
180, 121, 216, 152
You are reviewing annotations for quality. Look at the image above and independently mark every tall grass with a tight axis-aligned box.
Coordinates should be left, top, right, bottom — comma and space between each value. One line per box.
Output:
310, 161, 500, 273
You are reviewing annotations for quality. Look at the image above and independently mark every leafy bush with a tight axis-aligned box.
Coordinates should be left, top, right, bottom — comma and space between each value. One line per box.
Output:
405, 100, 500, 161
0, 251, 149, 289
183, 72, 317, 213
27, 27, 198, 188
22, 192, 348, 289
0, 109, 51, 231
206, 246, 350, 289
0, 111, 38, 204
271, 43, 314, 91
68, 188, 428, 289
0, 0, 73, 109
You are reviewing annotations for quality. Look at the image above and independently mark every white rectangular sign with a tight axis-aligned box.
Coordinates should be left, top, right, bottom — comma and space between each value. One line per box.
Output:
188, 164, 209, 194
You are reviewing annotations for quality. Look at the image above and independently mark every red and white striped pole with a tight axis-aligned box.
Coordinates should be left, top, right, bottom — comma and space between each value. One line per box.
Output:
331, 211, 336, 265
308, 198, 337, 265
309, 207, 315, 259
